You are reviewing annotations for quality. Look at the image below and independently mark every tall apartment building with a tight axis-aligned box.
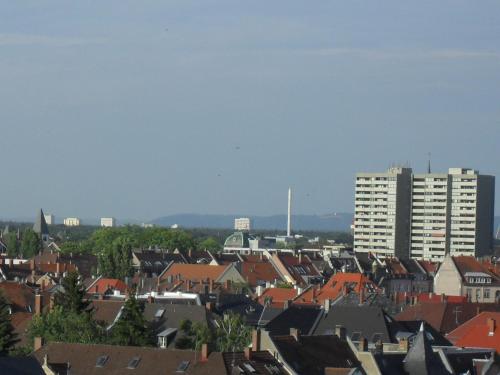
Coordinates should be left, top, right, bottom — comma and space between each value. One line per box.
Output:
44, 214, 55, 225
101, 217, 116, 227
354, 167, 495, 260
353, 167, 412, 259
63, 217, 81, 227
234, 217, 251, 232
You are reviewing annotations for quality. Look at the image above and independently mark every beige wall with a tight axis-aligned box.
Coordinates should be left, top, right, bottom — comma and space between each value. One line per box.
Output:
434, 256, 462, 296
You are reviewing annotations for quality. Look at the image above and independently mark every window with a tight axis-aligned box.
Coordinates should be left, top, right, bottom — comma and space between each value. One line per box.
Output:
484, 289, 490, 299
351, 332, 362, 341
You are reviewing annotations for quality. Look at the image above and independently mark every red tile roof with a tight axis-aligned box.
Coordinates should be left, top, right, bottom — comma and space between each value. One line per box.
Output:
240, 258, 282, 287
86, 278, 128, 294
160, 263, 229, 283
447, 312, 500, 353
258, 287, 299, 308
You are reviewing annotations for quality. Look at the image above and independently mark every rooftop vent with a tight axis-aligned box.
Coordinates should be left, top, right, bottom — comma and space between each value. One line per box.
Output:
96, 355, 109, 368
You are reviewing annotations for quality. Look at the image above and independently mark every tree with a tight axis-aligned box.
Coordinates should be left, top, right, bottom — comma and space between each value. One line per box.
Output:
175, 319, 212, 350
29, 306, 104, 345
20, 229, 41, 258
108, 292, 153, 347
5, 232, 19, 258
214, 312, 251, 352
54, 271, 90, 314
198, 237, 221, 252
98, 238, 133, 279
0, 290, 18, 355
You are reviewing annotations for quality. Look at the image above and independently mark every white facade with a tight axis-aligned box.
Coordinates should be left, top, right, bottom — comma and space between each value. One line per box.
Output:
63, 217, 81, 227
354, 167, 495, 261
44, 214, 55, 225
100, 217, 116, 227
234, 217, 251, 231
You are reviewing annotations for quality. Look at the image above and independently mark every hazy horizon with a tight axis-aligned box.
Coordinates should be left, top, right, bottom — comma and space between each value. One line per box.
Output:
1, 1, 499, 220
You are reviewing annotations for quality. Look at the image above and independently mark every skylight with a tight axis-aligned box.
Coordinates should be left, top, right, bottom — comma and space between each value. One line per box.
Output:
96, 355, 109, 368
176, 360, 190, 373
127, 356, 141, 369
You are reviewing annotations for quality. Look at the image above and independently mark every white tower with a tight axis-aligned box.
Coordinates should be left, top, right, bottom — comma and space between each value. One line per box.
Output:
287, 187, 292, 237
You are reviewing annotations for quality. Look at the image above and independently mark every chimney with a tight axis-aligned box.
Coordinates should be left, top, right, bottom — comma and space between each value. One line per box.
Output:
374, 340, 383, 354
188, 249, 192, 258
30, 259, 35, 271
147, 295, 154, 304
252, 329, 261, 351
324, 299, 330, 313
399, 338, 409, 352
477, 306, 481, 316
335, 325, 346, 341
298, 252, 302, 264
186, 280, 191, 292
34, 337, 44, 351
206, 302, 213, 312
225, 279, 231, 290
49, 296, 54, 311
35, 294, 42, 315
487, 318, 496, 336
244, 347, 252, 360
358, 337, 368, 352
8, 258, 13, 268
200, 343, 209, 362
359, 287, 365, 305
290, 328, 300, 341
441, 293, 446, 303
56, 262, 61, 276
283, 300, 292, 309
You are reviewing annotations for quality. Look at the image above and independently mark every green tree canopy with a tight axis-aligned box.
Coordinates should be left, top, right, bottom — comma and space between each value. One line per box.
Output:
108, 293, 154, 347
29, 306, 104, 345
98, 238, 133, 279
0, 290, 18, 355
5, 232, 19, 258
175, 319, 212, 350
54, 271, 90, 314
198, 237, 221, 252
20, 229, 41, 258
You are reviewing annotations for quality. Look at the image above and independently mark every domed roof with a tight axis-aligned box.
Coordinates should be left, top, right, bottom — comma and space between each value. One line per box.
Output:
224, 232, 254, 248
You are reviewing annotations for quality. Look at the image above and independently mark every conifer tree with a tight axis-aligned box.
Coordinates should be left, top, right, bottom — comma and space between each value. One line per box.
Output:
109, 291, 153, 346
54, 271, 90, 314
0, 291, 18, 355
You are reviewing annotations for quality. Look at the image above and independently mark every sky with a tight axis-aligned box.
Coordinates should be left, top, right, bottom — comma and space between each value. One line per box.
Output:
0, 1, 499, 221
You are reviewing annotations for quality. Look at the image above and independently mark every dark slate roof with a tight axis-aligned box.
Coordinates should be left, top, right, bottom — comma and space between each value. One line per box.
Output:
133, 251, 185, 264
313, 306, 395, 344
396, 321, 452, 347
216, 298, 264, 327
33, 342, 226, 375
265, 305, 322, 336
272, 335, 359, 375
60, 253, 97, 279
33, 209, 49, 236
143, 302, 207, 346
0, 356, 45, 375
445, 350, 494, 375
257, 305, 282, 327
373, 353, 407, 375
400, 259, 426, 275
222, 351, 286, 375
403, 324, 450, 375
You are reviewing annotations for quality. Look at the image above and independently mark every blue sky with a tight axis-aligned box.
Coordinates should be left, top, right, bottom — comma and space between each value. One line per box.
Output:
0, 1, 499, 220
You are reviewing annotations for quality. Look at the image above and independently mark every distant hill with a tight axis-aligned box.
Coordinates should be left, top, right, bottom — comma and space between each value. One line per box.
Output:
150, 213, 354, 232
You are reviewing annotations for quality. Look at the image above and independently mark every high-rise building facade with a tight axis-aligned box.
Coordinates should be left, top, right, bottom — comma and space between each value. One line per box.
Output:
101, 217, 116, 227
353, 167, 412, 259
354, 167, 495, 260
234, 217, 251, 232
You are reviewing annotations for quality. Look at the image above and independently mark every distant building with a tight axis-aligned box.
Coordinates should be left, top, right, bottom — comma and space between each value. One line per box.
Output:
354, 167, 495, 260
234, 217, 251, 231
63, 217, 81, 227
100, 217, 116, 227
43, 214, 55, 225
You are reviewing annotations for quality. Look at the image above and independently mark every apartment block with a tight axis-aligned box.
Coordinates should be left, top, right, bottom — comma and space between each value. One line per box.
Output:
234, 217, 251, 232
63, 217, 81, 227
353, 167, 412, 259
100, 217, 116, 228
354, 167, 495, 260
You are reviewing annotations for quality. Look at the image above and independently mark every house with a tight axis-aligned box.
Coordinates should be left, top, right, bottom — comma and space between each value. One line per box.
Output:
132, 250, 186, 276
269, 254, 322, 286
447, 312, 500, 353
86, 278, 128, 297
237, 255, 283, 288
255, 328, 362, 375
434, 255, 500, 303
264, 305, 323, 336
159, 263, 246, 285
33, 342, 227, 375
396, 301, 500, 334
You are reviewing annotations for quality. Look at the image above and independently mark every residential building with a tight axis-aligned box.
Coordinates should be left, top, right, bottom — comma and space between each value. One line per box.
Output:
100, 217, 116, 227
234, 217, 251, 231
434, 255, 500, 303
354, 167, 413, 258
63, 217, 81, 226
447, 312, 500, 353
354, 167, 495, 260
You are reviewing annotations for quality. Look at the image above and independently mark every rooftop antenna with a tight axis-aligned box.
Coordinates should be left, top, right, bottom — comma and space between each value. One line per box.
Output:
287, 187, 292, 237
427, 152, 432, 174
